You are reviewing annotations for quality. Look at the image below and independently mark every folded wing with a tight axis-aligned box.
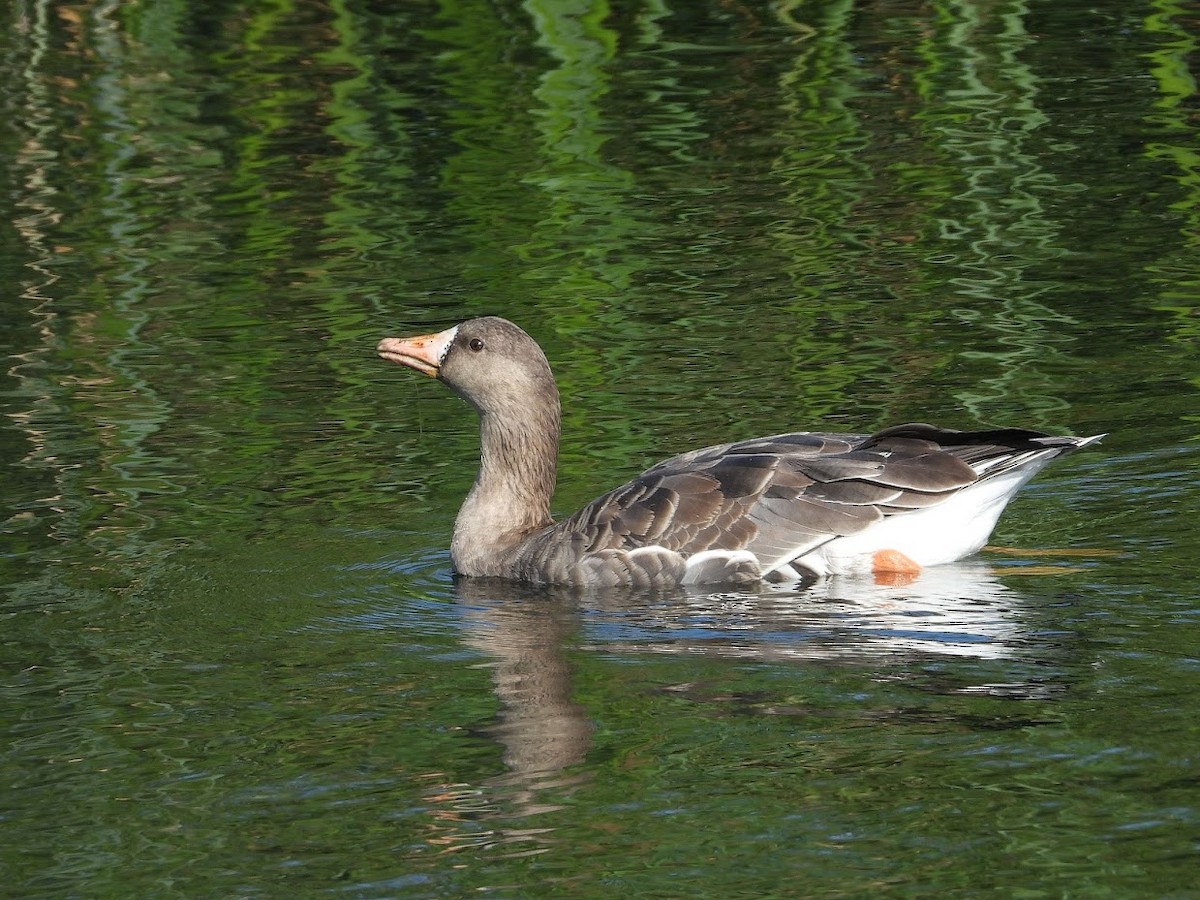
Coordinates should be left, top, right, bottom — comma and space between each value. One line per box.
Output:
553, 424, 1085, 578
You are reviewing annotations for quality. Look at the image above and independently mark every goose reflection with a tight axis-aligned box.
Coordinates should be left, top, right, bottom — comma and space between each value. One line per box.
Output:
452, 561, 1050, 797
585, 560, 1042, 663
407, 559, 1070, 858
453, 578, 595, 815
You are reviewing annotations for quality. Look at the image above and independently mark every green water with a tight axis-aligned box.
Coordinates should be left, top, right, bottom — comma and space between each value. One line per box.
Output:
2, 0, 1198, 896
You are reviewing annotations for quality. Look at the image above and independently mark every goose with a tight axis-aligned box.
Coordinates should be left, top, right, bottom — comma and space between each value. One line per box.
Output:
377, 317, 1102, 588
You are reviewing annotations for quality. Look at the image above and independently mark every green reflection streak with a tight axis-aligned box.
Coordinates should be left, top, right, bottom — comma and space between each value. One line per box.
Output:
621, 0, 705, 165
84, 1, 182, 547
1142, 1, 1200, 318
769, 0, 883, 423
912, 0, 1075, 426
1141, 0, 1200, 429
522, 0, 658, 496
184, 1, 316, 535
521, 0, 636, 315
312, 0, 413, 436
7, 1, 190, 573
318, 0, 397, 256
3, 0, 75, 583
425, 0, 544, 299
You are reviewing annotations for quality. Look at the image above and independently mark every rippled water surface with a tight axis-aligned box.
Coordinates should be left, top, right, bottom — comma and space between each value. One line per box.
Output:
3, 0, 1199, 896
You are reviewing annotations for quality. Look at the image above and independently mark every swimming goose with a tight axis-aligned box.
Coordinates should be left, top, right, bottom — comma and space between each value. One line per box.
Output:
377, 317, 1102, 588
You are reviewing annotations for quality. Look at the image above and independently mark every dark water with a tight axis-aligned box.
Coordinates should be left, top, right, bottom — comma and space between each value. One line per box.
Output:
3, 0, 1199, 895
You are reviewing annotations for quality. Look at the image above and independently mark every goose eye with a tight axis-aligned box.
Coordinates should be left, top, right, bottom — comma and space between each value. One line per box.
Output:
469, 338, 485, 352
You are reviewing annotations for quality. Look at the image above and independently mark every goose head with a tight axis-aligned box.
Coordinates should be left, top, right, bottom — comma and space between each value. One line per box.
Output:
377, 316, 559, 419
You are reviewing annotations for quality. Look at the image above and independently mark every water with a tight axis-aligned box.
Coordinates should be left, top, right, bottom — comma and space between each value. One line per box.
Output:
2, 0, 1198, 895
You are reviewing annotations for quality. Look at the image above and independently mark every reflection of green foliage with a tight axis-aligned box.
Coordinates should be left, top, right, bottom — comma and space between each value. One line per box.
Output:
1143, 0, 1200, 338
769, 0, 885, 422
1141, 0, 1200, 431
904, 0, 1077, 426
4, 0, 1197, 592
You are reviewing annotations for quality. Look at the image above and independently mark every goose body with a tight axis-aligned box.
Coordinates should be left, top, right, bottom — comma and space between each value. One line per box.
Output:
378, 317, 1102, 588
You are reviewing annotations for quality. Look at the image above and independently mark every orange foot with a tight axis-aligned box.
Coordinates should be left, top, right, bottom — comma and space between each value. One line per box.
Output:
872, 549, 922, 587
